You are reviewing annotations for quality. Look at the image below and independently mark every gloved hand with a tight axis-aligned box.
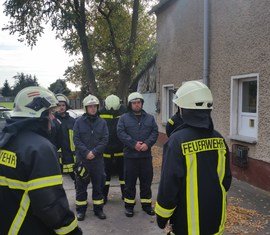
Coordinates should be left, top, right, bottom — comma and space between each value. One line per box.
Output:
156, 214, 169, 229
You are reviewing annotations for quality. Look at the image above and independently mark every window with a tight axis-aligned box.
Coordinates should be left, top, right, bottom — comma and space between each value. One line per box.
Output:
162, 84, 176, 124
230, 74, 259, 143
242, 80, 257, 113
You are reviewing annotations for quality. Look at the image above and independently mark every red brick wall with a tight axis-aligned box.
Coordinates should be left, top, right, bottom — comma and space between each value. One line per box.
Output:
231, 157, 270, 192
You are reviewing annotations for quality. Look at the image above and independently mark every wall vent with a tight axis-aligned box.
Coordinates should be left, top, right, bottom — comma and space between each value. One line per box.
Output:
232, 144, 249, 169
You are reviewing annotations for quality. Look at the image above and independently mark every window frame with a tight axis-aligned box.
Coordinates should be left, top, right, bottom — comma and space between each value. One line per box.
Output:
230, 73, 259, 143
162, 84, 176, 124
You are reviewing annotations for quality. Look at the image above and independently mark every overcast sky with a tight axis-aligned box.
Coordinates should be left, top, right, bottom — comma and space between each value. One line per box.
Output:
0, 3, 80, 91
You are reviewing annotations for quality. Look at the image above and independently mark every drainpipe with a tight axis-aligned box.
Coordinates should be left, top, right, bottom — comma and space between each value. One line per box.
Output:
203, 0, 210, 87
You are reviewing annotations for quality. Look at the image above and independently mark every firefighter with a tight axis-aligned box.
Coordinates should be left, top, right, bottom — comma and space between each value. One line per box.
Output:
117, 92, 158, 217
155, 81, 232, 235
73, 94, 109, 221
0, 86, 82, 235
165, 107, 184, 137
99, 94, 126, 203
48, 112, 62, 149
55, 94, 76, 180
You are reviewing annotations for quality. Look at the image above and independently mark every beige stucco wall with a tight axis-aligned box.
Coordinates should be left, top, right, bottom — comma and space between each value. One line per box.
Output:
210, 0, 270, 162
156, 0, 270, 162
156, 0, 204, 132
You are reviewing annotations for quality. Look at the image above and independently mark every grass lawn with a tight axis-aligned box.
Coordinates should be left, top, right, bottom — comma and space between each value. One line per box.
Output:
0, 102, 14, 109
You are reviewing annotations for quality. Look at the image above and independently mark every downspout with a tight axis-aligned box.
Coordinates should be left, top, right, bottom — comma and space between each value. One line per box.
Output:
203, 0, 210, 87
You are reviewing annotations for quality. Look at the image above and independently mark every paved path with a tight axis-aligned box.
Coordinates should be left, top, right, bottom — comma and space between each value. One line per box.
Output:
64, 176, 162, 235
63, 175, 270, 235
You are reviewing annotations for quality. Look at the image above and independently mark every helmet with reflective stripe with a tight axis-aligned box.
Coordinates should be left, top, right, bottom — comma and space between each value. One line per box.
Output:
56, 93, 70, 106
11, 86, 58, 118
83, 94, 99, 108
127, 92, 144, 103
173, 81, 213, 109
105, 94, 120, 111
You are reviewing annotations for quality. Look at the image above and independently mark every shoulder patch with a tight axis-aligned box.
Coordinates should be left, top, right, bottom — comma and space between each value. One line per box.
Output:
0, 149, 17, 168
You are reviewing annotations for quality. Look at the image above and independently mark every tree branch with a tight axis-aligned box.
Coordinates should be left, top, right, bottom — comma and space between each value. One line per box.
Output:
97, 2, 123, 71
127, 0, 139, 63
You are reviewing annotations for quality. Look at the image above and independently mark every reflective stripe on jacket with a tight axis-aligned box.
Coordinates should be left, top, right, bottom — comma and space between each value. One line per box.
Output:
156, 126, 232, 235
99, 105, 126, 155
0, 127, 78, 235
55, 112, 76, 168
165, 112, 184, 137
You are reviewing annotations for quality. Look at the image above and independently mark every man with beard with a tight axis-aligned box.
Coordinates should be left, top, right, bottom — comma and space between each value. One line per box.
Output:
117, 92, 158, 217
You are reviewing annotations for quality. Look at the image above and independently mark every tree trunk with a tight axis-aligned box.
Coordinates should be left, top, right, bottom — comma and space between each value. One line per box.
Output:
118, 0, 140, 102
77, 28, 99, 97
98, 0, 140, 102
74, 0, 100, 99
118, 68, 132, 102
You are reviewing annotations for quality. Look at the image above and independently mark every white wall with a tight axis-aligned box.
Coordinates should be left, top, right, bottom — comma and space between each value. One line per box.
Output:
142, 93, 157, 120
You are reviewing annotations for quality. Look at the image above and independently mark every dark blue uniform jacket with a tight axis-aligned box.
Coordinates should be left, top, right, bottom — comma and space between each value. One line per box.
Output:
117, 110, 158, 158
73, 114, 109, 161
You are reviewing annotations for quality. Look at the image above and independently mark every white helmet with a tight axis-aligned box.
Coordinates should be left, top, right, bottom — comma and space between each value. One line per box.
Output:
56, 94, 70, 106
11, 86, 58, 118
173, 81, 213, 109
105, 94, 121, 111
128, 92, 144, 103
83, 94, 99, 108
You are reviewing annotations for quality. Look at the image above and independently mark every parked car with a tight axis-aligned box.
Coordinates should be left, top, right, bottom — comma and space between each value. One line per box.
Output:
67, 109, 84, 119
0, 106, 11, 130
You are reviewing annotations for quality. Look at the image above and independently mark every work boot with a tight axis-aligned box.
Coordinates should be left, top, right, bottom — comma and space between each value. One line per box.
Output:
125, 207, 134, 217
143, 206, 155, 216
94, 210, 107, 220
77, 212, 85, 221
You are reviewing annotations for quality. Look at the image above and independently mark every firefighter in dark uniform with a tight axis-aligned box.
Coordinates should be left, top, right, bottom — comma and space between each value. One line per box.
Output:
100, 94, 126, 203
0, 86, 82, 235
117, 92, 158, 217
55, 94, 76, 180
155, 81, 232, 235
48, 112, 62, 149
166, 107, 184, 137
73, 94, 109, 221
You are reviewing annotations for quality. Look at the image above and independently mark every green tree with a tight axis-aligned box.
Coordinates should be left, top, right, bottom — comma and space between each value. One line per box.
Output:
3, 0, 157, 100
48, 79, 71, 96
65, 0, 157, 100
3, 0, 99, 98
12, 73, 39, 96
1, 80, 12, 97
98, 0, 157, 99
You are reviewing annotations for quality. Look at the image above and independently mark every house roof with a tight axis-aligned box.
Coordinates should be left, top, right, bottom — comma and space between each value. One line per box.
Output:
149, 0, 178, 14
129, 56, 157, 91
